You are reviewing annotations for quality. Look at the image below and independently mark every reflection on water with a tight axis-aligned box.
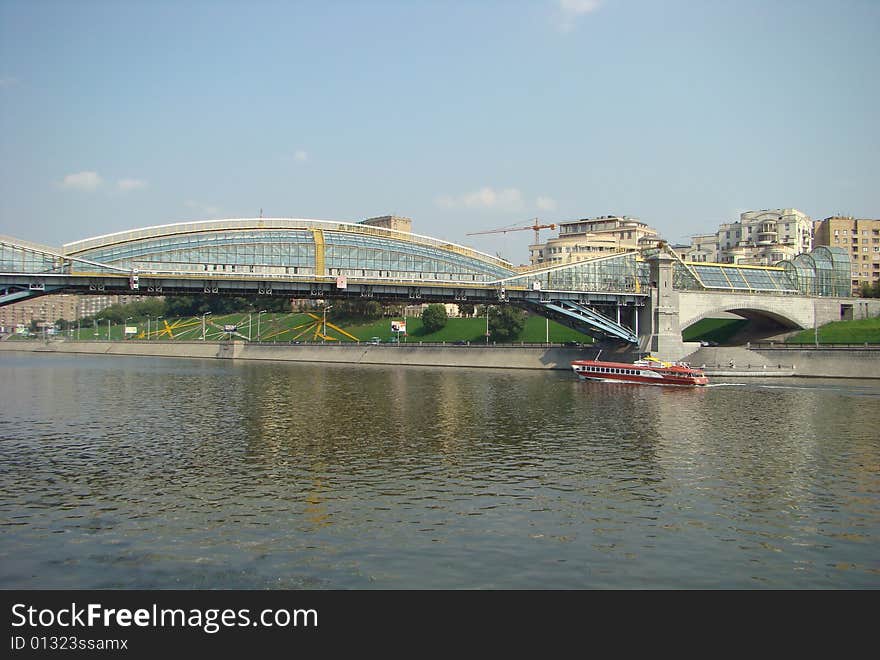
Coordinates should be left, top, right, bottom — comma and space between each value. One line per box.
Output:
0, 352, 878, 588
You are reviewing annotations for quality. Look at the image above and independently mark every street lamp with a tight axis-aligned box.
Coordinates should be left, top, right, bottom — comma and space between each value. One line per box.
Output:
156, 316, 163, 340
322, 305, 333, 342
485, 305, 490, 345
125, 317, 133, 340
202, 311, 212, 341
257, 310, 267, 342
146, 315, 151, 341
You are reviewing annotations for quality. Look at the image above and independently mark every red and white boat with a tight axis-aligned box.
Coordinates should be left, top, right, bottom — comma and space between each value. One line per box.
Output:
571, 354, 709, 387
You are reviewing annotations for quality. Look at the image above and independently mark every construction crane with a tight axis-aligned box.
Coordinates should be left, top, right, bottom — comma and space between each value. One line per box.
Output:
467, 218, 557, 244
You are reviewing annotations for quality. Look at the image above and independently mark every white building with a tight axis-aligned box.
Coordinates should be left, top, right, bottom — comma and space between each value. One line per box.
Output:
686, 209, 812, 265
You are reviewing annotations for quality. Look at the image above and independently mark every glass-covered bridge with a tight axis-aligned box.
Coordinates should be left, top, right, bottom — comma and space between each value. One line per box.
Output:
0, 218, 854, 344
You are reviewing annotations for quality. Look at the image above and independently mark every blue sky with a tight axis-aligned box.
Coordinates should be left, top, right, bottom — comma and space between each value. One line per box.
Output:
1, 0, 878, 264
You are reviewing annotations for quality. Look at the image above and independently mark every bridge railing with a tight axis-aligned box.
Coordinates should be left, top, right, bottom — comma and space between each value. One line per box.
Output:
748, 341, 879, 350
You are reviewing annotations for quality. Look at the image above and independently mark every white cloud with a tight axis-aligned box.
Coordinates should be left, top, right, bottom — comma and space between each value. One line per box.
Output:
293, 150, 308, 162
536, 196, 558, 212
184, 200, 221, 217
117, 178, 148, 192
60, 171, 103, 191
555, 0, 603, 32
436, 187, 525, 212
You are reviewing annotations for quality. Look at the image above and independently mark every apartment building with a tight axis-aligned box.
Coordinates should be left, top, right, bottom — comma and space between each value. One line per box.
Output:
813, 216, 880, 295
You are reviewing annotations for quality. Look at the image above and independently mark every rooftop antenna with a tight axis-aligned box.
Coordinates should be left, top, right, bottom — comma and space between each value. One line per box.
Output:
259, 208, 263, 218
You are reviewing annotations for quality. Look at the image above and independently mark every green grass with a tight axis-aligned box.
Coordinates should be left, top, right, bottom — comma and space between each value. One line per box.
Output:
340, 315, 594, 343
786, 317, 880, 344
681, 318, 749, 344
59, 312, 595, 344
44, 312, 880, 346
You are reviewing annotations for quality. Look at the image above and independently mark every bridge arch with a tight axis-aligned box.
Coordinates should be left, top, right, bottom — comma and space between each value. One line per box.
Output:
680, 303, 805, 344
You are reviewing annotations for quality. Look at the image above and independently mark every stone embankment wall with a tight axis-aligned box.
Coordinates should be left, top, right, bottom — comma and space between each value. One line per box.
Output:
2, 340, 878, 378
684, 346, 880, 379
0, 340, 600, 371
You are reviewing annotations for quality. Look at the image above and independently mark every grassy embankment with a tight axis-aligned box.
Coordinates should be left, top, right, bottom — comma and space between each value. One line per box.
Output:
682, 316, 880, 345
28, 314, 880, 345
785, 317, 880, 344
681, 318, 749, 344
54, 312, 594, 344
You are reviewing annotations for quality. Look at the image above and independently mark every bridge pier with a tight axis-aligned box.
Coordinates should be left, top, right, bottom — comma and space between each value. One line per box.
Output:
642, 252, 700, 361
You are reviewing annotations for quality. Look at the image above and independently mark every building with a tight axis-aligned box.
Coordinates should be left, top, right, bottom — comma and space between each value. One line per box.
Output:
360, 215, 413, 233
529, 215, 661, 266
813, 216, 880, 295
403, 303, 464, 318
0, 294, 78, 333
684, 234, 718, 263
686, 209, 813, 266
0, 294, 145, 333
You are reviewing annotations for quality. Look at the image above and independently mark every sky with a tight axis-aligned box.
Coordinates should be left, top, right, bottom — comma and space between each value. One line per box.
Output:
1, 0, 878, 264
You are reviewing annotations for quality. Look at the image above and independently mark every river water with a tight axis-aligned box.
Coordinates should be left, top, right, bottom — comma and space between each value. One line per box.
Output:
0, 352, 878, 589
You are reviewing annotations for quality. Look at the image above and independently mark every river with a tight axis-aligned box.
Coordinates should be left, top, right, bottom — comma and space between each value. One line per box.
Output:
1, 352, 878, 588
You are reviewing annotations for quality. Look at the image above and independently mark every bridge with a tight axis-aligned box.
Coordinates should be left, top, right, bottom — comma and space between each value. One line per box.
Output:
1, 217, 873, 359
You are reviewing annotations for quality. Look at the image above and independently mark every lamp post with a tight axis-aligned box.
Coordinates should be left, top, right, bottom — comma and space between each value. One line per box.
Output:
257, 310, 266, 343
485, 305, 490, 345
202, 311, 212, 341
146, 315, 151, 341
322, 305, 333, 342
125, 317, 133, 340
156, 316, 163, 340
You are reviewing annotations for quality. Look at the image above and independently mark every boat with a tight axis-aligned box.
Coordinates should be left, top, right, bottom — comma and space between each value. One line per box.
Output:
571, 353, 709, 387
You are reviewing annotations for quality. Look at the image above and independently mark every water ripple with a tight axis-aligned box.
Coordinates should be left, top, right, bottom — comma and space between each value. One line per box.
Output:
1, 353, 878, 588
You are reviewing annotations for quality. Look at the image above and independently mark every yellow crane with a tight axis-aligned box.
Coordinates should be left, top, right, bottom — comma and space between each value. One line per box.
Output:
467, 218, 557, 245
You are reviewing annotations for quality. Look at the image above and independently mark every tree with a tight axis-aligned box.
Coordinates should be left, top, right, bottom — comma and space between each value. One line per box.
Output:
330, 299, 383, 321
162, 294, 290, 317
457, 303, 475, 318
488, 305, 525, 342
421, 303, 448, 333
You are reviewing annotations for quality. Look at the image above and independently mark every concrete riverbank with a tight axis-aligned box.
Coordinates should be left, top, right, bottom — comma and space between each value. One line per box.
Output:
1, 340, 878, 378
683, 345, 880, 379
0, 339, 588, 371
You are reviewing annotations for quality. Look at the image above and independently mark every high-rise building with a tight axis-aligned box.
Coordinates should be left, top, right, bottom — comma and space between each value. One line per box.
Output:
0, 294, 78, 332
813, 216, 880, 295
529, 215, 661, 266
0, 294, 149, 333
